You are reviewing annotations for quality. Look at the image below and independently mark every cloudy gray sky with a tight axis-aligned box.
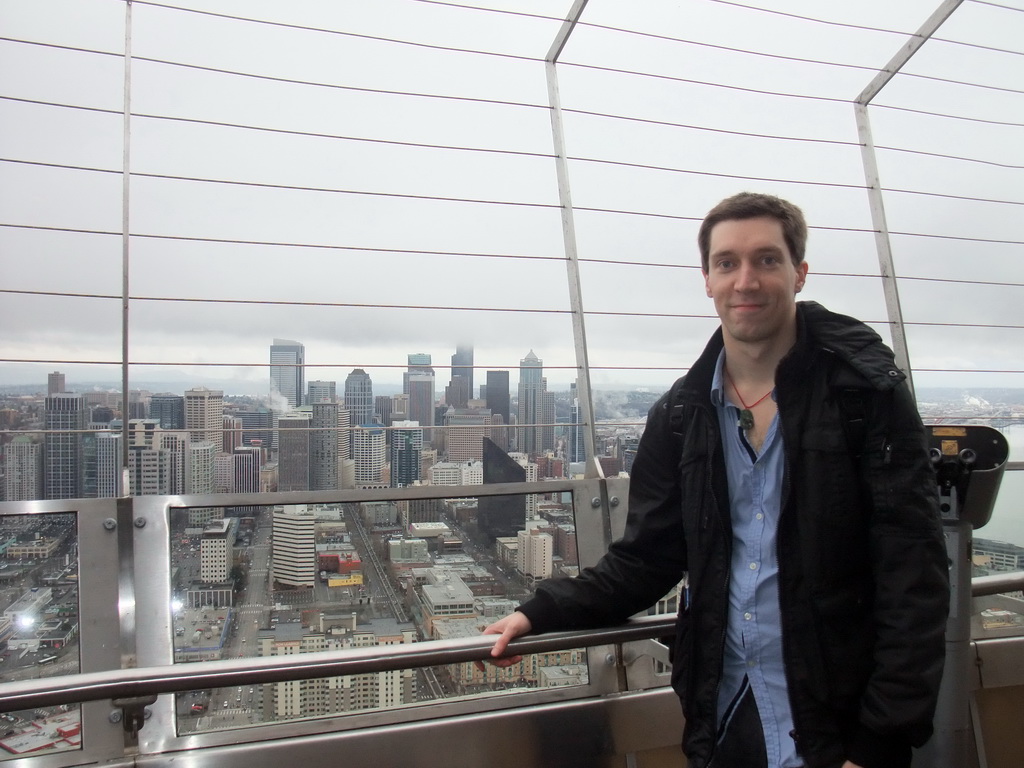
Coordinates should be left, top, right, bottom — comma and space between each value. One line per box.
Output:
2, 0, 1022, 402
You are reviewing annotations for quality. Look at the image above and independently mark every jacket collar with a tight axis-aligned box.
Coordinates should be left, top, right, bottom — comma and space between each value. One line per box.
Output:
679, 301, 903, 403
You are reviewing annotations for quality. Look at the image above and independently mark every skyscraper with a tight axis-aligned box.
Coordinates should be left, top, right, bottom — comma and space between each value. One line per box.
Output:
222, 415, 243, 453
443, 407, 492, 462
390, 420, 422, 488
307, 380, 337, 405
402, 356, 434, 446
44, 392, 87, 500
185, 387, 224, 452
4, 437, 43, 501
485, 370, 510, 426
451, 344, 474, 399
516, 351, 544, 456
270, 338, 305, 409
236, 408, 274, 451
47, 371, 65, 396
150, 394, 185, 429
568, 388, 587, 466
344, 369, 374, 429
127, 444, 170, 495
272, 506, 317, 588
160, 431, 189, 495
311, 402, 339, 491
277, 413, 311, 491
478, 437, 526, 540
445, 376, 470, 409
95, 432, 122, 497
352, 425, 386, 487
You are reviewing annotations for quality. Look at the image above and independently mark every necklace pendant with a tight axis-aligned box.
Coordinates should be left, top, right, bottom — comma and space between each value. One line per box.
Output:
738, 409, 754, 430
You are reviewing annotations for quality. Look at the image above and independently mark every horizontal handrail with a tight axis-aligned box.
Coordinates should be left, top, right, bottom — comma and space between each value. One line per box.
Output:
1, 570, 1021, 713
0, 615, 676, 713
972, 571, 1024, 597
0, 478, 588, 517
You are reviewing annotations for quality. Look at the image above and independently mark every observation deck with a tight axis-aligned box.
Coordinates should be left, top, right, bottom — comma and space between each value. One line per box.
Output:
1, 1, 1022, 767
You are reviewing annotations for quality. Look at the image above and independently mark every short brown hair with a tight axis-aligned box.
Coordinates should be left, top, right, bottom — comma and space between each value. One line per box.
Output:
697, 192, 807, 272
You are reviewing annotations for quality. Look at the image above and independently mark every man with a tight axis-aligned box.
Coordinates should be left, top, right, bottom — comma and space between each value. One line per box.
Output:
484, 193, 949, 768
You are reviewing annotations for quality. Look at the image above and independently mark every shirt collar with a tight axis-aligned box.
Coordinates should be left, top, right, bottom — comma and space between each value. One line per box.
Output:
711, 348, 727, 407
710, 347, 779, 408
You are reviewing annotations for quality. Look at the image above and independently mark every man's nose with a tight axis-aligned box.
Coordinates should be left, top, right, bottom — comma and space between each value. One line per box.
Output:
735, 261, 758, 290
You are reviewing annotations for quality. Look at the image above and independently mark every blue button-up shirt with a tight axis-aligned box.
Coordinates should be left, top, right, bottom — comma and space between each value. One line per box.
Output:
711, 350, 800, 767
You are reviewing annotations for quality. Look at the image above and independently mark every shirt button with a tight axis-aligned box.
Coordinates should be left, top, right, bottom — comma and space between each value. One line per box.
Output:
755, 513, 763, 520
747, 661, 756, 668
749, 562, 757, 570
744, 612, 752, 620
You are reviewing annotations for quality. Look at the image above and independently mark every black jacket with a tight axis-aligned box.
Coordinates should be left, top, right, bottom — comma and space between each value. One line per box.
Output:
519, 302, 949, 768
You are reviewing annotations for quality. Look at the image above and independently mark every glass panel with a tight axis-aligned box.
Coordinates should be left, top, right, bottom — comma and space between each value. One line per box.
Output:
0, 512, 80, 761
169, 492, 587, 733
972, 468, 1024, 641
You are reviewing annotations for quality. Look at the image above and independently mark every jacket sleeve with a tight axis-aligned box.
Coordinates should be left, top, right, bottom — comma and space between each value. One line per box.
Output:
849, 381, 949, 767
519, 392, 689, 633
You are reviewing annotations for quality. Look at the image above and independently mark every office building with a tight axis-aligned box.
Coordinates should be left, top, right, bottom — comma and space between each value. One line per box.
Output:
126, 418, 161, 448
568, 383, 586, 465
429, 461, 482, 486
311, 402, 339, 491
516, 351, 544, 456
443, 407, 492, 462
233, 446, 262, 494
44, 392, 87, 500
277, 413, 312, 491
4, 437, 43, 502
343, 369, 374, 430
200, 518, 236, 583
94, 432, 122, 497
390, 420, 422, 488
272, 505, 317, 588
185, 387, 224, 452
188, 441, 219, 527
451, 344, 474, 399
974, 539, 1024, 572
223, 416, 243, 453
307, 380, 337, 405
337, 405, 352, 462
374, 395, 393, 432
517, 528, 554, 583
270, 338, 305, 409
352, 425, 386, 487
160, 431, 189, 495
150, 394, 185, 430
47, 371, 65, 396
485, 371, 510, 426
407, 374, 435, 445
478, 438, 526, 540
127, 444, 170, 496
445, 376, 470, 410
236, 408, 275, 451
189, 442, 217, 494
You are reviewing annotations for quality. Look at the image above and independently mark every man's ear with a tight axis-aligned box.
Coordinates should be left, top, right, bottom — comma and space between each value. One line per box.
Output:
703, 270, 712, 297
794, 261, 809, 293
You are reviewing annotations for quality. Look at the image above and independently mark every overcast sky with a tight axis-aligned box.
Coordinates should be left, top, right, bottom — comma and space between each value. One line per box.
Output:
1, 0, 1022, 399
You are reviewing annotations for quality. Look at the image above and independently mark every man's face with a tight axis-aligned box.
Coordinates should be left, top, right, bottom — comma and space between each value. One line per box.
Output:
702, 216, 808, 346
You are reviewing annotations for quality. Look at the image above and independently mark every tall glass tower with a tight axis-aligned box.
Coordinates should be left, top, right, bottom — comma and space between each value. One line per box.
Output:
344, 369, 374, 428
516, 351, 544, 456
270, 338, 305, 409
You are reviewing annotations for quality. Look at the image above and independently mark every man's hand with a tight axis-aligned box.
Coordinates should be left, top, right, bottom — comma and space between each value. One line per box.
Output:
478, 612, 533, 668
841, 762, 864, 768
